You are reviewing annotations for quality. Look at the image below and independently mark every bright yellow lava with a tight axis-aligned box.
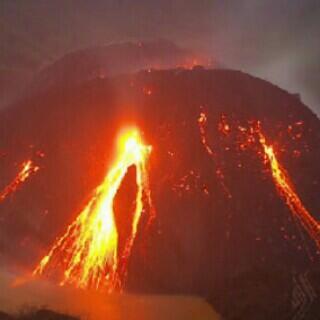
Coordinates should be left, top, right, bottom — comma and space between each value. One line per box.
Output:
34, 128, 153, 291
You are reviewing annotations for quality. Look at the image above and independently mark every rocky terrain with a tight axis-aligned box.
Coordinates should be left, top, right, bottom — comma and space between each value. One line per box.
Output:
0, 63, 319, 319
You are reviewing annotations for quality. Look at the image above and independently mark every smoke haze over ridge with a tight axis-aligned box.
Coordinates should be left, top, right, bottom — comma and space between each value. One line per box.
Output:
0, 0, 319, 114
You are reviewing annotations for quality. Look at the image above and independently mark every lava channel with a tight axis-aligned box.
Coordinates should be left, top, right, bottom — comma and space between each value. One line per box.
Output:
33, 128, 153, 291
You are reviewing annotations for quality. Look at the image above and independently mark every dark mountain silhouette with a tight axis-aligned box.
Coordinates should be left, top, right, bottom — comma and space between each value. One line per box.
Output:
0, 68, 319, 319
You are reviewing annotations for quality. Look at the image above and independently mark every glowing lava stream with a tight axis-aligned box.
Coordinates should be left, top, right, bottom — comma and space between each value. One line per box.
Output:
0, 160, 39, 202
258, 132, 320, 249
198, 111, 232, 198
33, 128, 153, 291
198, 111, 215, 156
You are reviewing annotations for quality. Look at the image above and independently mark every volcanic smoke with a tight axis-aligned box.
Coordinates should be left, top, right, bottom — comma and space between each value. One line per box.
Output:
33, 128, 153, 291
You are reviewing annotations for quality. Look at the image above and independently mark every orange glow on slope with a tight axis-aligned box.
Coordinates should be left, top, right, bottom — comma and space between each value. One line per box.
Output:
198, 111, 232, 198
0, 160, 39, 202
258, 131, 320, 249
198, 112, 214, 156
199, 111, 318, 250
33, 128, 153, 291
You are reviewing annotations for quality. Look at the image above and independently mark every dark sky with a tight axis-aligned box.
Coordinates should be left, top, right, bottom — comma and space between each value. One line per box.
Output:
1, 0, 320, 114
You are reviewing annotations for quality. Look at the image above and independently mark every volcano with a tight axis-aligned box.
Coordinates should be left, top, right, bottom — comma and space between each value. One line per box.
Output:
0, 66, 319, 319
30, 39, 208, 94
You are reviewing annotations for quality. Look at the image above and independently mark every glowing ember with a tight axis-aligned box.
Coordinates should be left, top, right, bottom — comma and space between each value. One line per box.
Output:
143, 87, 153, 96
0, 160, 39, 202
198, 111, 232, 198
199, 110, 319, 250
198, 111, 214, 157
33, 128, 153, 291
258, 130, 320, 249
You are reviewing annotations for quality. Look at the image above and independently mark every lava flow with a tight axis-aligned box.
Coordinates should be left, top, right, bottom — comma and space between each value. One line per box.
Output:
199, 110, 319, 250
0, 160, 39, 203
33, 128, 153, 291
198, 111, 214, 156
198, 111, 232, 198
258, 130, 320, 249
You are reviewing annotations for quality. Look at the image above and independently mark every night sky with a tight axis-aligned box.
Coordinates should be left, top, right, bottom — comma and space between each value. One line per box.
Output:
1, 0, 320, 114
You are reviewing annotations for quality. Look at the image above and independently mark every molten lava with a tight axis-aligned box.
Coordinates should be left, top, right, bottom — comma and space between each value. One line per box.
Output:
198, 111, 232, 198
0, 160, 39, 203
198, 111, 214, 157
198, 110, 319, 250
258, 131, 320, 249
33, 128, 153, 291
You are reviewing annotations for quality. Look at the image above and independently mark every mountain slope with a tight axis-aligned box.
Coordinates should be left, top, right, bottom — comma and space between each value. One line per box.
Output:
0, 68, 319, 319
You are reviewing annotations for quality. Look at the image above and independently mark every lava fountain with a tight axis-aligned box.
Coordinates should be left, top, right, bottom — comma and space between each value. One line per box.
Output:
33, 128, 153, 291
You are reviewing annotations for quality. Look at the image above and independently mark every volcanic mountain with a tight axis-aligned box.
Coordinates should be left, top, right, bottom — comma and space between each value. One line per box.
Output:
30, 39, 207, 93
0, 67, 319, 319
0, 39, 207, 109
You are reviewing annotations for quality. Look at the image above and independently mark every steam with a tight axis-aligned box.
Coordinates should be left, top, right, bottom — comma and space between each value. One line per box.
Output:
0, 270, 219, 320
